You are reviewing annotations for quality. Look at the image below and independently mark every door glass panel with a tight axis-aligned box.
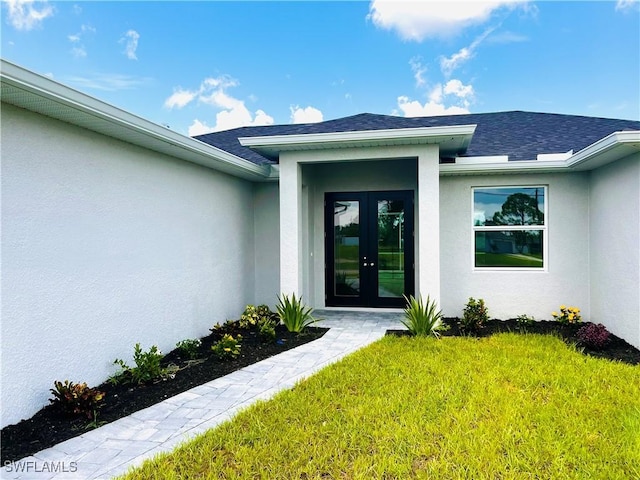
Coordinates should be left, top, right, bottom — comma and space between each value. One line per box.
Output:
334, 201, 360, 296
377, 200, 404, 298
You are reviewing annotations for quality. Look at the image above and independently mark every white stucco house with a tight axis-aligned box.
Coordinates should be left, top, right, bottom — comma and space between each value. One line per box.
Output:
2, 59, 640, 427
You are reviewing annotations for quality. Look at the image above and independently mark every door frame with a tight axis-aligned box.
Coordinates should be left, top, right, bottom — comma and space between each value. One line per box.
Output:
324, 190, 415, 308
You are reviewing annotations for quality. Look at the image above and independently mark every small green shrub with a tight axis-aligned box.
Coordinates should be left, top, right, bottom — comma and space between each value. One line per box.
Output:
401, 295, 446, 338
211, 319, 237, 332
258, 319, 277, 341
461, 297, 489, 332
176, 338, 202, 359
212, 334, 242, 359
112, 343, 172, 384
276, 293, 316, 333
239, 304, 277, 329
49, 380, 105, 419
552, 305, 582, 324
516, 314, 535, 328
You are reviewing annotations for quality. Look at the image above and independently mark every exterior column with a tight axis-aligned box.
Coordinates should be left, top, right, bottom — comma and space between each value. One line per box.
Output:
417, 145, 440, 305
278, 155, 302, 296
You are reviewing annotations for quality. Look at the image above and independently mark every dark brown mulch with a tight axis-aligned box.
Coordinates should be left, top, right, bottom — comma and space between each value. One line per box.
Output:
0, 324, 327, 464
387, 318, 640, 365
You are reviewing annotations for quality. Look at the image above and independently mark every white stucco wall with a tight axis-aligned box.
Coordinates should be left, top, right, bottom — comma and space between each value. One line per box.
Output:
253, 182, 280, 307
439, 172, 591, 321
1, 104, 255, 427
589, 154, 640, 349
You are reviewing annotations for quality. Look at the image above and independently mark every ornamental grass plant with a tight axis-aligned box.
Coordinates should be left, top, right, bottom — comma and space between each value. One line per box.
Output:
120, 334, 640, 480
401, 294, 445, 337
276, 293, 316, 333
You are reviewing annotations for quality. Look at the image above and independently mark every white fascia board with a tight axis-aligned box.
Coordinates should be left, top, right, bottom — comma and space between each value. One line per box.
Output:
441, 130, 640, 176
566, 130, 640, 169
455, 155, 509, 164
440, 160, 568, 175
537, 150, 573, 161
1, 60, 270, 181
239, 124, 477, 149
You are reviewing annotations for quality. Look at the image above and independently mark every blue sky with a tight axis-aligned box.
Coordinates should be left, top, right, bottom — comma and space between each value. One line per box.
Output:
2, 1, 639, 136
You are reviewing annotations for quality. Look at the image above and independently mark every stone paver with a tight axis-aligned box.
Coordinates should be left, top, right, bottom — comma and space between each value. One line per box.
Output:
1, 310, 405, 480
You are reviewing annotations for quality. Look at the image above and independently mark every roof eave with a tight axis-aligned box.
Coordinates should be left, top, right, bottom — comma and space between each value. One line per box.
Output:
239, 124, 477, 161
566, 130, 640, 170
0, 60, 271, 181
440, 130, 640, 176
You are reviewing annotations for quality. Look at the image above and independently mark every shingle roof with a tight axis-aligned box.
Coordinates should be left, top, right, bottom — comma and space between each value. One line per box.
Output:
193, 111, 640, 165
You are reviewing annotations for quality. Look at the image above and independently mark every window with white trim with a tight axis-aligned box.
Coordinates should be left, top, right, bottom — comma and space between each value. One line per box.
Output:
473, 186, 546, 269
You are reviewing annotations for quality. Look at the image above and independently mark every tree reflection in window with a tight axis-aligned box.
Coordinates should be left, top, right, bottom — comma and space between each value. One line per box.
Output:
473, 187, 546, 268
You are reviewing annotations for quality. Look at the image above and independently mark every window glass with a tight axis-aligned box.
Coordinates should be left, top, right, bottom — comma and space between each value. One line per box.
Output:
473, 187, 546, 269
334, 201, 360, 296
475, 231, 543, 268
474, 187, 545, 226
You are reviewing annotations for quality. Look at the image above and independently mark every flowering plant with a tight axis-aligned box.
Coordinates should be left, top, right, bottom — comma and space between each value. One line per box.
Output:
212, 334, 242, 360
552, 305, 582, 324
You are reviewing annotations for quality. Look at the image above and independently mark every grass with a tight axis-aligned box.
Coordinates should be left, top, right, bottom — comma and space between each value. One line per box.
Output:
120, 334, 640, 479
475, 252, 543, 268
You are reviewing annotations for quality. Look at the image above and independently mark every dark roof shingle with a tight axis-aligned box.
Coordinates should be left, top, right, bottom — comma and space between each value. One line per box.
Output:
193, 111, 640, 165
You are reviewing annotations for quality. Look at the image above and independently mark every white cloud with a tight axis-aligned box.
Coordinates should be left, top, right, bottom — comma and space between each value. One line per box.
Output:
440, 26, 495, 76
70, 46, 86, 58
253, 110, 274, 126
428, 84, 443, 104
120, 30, 140, 60
409, 56, 427, 87
443, 79, 474, 102
167, 76, 274, 132
485, 30, 529, 44
396, 96, 470, 117
395, 78, 474, 117
164, 88, 197, 109
3, 0, 53, 31
68, 23, 95, 58
188, 119, 214, 136
200, 89, 242, 111
616, 0, 639, 12
290, 105, 324, 124
67, 73, 150, 91
368, 0, 531, 41
211, 106, 274, 132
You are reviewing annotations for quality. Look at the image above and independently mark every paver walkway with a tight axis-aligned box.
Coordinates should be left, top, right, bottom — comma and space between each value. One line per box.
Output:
2, 310, 405, 480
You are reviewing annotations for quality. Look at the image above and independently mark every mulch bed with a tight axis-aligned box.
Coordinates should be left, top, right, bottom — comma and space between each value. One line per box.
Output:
1, 324, 327, 464
3, 317, 639, 464
387, 318, 640, 365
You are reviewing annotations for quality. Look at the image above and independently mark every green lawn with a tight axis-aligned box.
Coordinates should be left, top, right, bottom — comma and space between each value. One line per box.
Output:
121, 334, 640, 479
476, 252, 544, 268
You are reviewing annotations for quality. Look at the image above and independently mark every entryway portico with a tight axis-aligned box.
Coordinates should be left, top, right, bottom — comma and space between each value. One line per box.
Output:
240, 125, 476, 309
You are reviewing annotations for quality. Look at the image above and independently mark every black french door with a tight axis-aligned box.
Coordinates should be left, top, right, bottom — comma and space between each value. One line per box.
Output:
325, 191, 414, 308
